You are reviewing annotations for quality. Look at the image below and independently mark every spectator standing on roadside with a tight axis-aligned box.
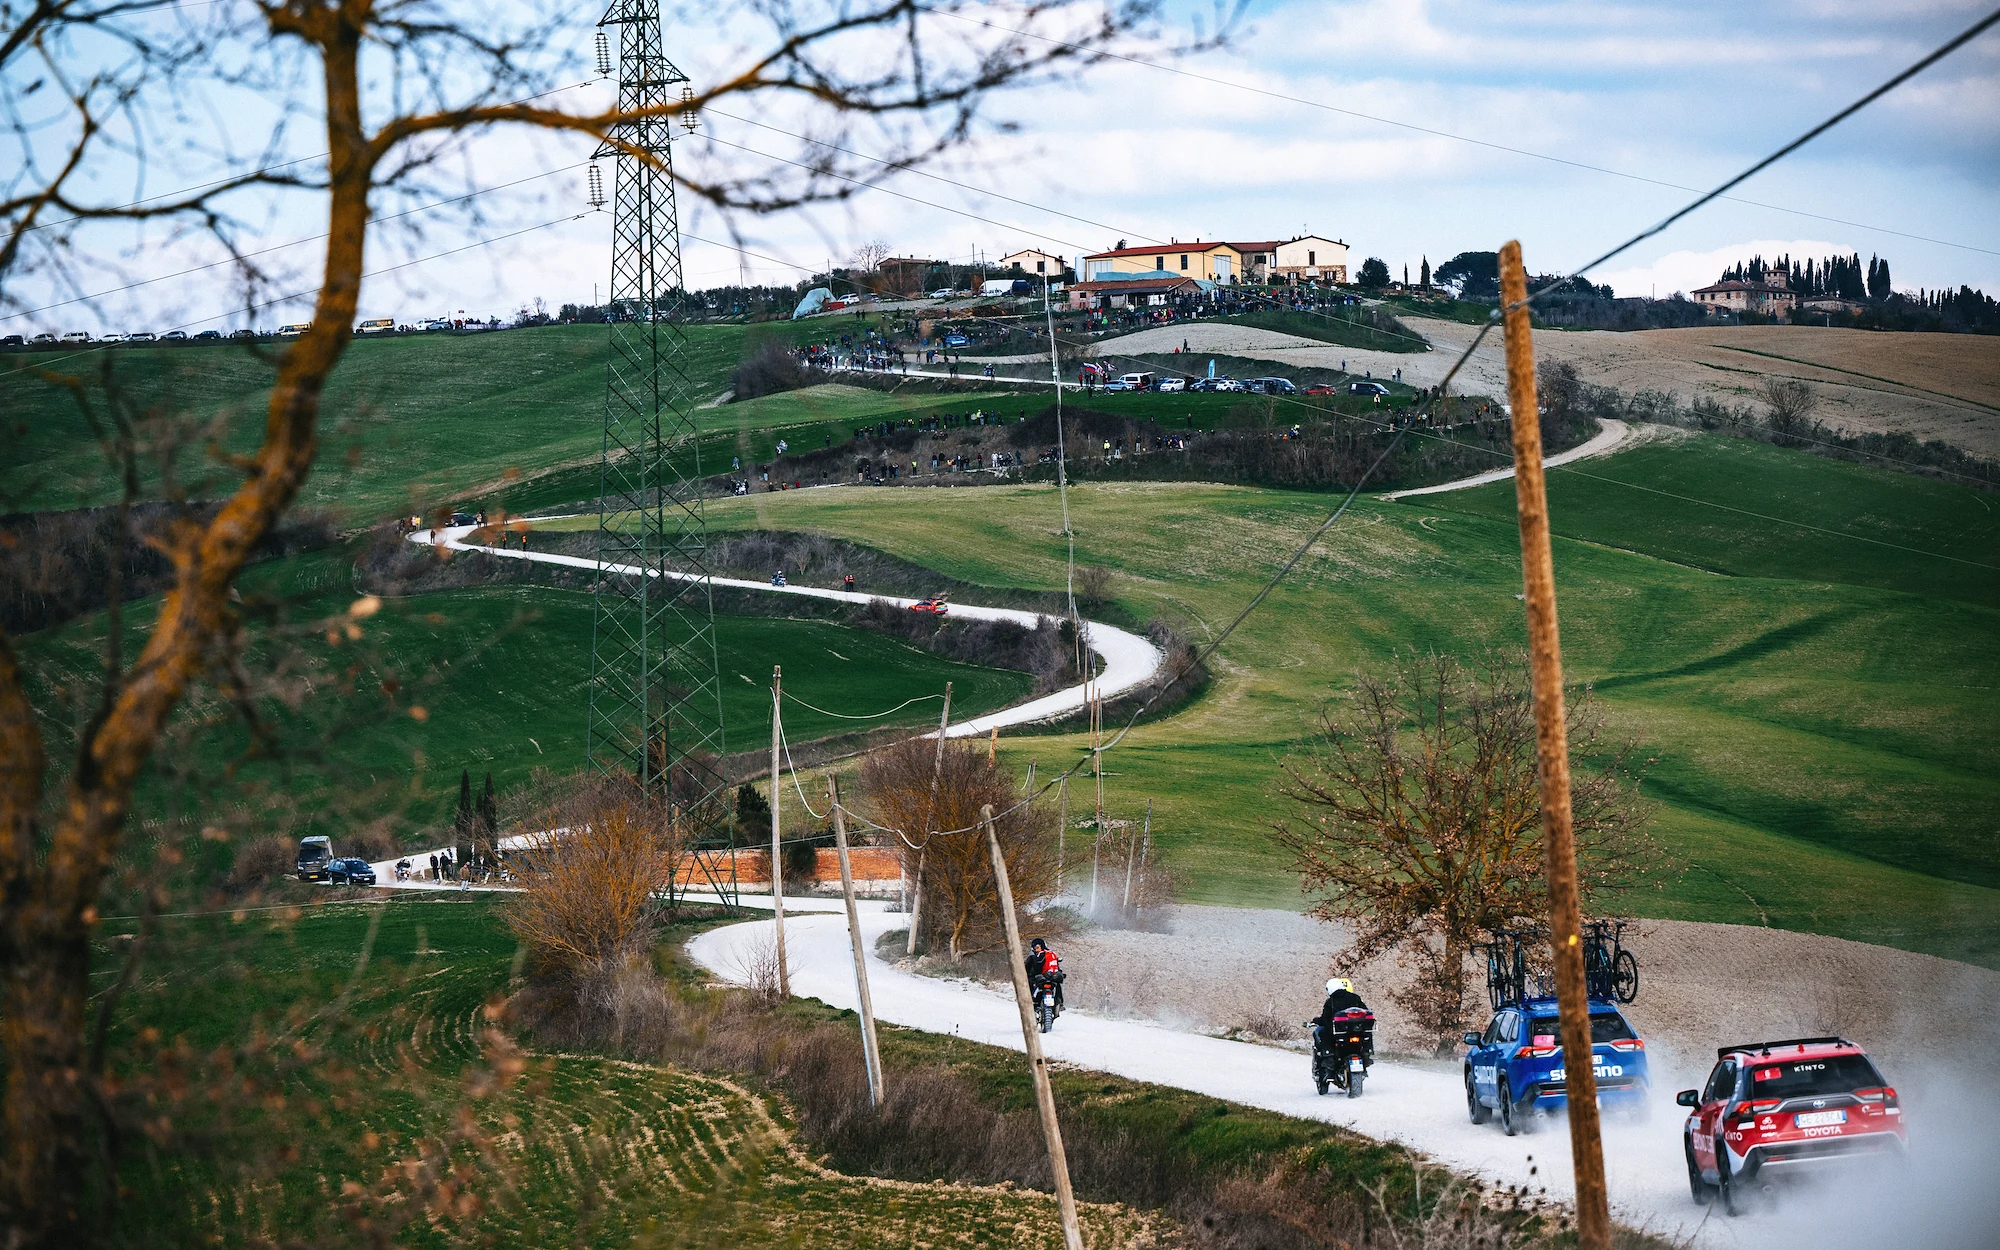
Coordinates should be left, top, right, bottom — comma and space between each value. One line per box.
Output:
429, 852, 439, 881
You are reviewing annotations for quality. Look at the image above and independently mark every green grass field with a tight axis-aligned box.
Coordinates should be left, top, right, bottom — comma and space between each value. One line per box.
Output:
87, 895, 1164, 1247
23, 545, 1034, 843
0, 327, 1039, 520
682, 434, 2000, 965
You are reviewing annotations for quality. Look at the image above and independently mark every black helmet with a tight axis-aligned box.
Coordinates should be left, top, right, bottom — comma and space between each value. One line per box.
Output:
1029, 938, 1047, 952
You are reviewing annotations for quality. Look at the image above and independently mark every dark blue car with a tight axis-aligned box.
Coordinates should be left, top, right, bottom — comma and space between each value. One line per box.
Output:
1462, 997, 1650, 1135
327, 857, 377, 886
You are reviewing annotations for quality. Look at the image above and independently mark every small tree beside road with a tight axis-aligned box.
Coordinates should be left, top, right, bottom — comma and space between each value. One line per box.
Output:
1273, 652, 1653, 1052
862, 739, 1058, 959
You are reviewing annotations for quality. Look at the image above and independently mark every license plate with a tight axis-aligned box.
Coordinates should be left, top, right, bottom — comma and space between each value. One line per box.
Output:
1795, 1110, 1847, 1128
1350, 1058, 1364, 1071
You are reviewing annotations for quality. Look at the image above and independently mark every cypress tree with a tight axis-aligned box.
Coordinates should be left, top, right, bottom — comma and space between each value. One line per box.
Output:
1420, 255, 1431, 288
454, 768, 473, 838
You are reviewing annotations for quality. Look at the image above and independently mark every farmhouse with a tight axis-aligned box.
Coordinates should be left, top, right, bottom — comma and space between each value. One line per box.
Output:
1271, 235, 1349, 284
1081, 234, 1350, 285
1692, 270, 1799, 317
1083, 241, 1246, 284
999, 248, 1065, 277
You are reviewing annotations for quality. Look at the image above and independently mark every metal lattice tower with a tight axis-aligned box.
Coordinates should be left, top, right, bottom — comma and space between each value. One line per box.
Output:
587, 0, 736, 905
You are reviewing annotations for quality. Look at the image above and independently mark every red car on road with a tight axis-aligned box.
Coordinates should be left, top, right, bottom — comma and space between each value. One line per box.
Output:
1680, 1035, 1906, 1214
909, 596, 950, 615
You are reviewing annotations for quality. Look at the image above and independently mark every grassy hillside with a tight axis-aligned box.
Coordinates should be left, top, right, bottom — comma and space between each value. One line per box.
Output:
686, 436, 2000, 965
22, 546, 1034, 845
0, 329, 1050, 519
91, 896, 1164, 1247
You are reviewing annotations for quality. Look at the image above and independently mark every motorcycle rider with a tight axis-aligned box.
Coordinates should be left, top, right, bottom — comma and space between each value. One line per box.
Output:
1313, 977, 1370, 1055
1027, 937, 1064, 1013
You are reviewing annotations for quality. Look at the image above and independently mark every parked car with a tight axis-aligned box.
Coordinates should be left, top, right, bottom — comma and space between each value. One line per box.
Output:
449, 512, 476, 526
0, 334, 22, 348
276, 323, 310, 338
1463, 996, 1650, 1135
1348, 381, 1390, 397
162, 330, 187, 341
195, 329, 222, 340
99, 333, 126, 344
1157, 376, 1187, 393
1680, 1036, 1905, 1215
356, 317, 395, 335
943, 333, 970, 347
60, 331, 91, 343
32, 332, 57, 344
296, 835, 335, 881
327, 857, 378, 886
1245, 377, 1297, 395
127, 331, 157, 342
1099, 378, 1132, 393
1304, 382, 1339, 396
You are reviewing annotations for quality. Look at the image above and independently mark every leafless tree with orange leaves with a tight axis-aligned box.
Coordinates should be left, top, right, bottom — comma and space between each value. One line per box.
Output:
862, 737, 1057, 959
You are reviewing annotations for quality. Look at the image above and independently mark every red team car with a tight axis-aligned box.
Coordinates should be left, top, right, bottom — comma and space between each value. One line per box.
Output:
909, 596, 950, 615
1680, 1035, 1906, 1214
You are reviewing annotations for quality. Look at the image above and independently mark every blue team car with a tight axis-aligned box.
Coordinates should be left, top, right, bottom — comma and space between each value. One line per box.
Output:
1462, 997, 1651, 1134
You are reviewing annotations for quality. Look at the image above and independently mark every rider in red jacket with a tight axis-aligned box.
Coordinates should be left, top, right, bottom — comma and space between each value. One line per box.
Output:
1027, 937, 1064, 1012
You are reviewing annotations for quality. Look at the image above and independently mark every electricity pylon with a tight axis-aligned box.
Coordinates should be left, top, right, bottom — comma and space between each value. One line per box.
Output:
586, 0, 737, 906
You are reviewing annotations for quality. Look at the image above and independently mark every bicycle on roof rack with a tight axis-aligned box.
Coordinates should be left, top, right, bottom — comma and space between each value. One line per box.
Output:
1474, 928, 1541, 1010
1582, 919, 1639, 1004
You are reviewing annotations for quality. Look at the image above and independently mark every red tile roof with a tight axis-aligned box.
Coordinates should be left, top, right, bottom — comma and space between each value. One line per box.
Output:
1083, 242, 1234, 259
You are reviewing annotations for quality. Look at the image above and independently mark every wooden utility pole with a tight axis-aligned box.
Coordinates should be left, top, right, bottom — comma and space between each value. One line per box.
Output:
983, 804, 1085, 1250
770, 666, 790, 997
1089, 688, 1104, 913
907, 682, 953, 956
1055, 773, 1069, 887
989, 724, 998, 763
829, 776, 884, 1107
1124, 797, 1151, 915
1499, 239, 1609, 1250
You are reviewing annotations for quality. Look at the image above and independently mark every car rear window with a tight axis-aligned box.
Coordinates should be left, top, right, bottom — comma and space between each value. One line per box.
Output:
1743, 1053, 1883, 1099
1527, 1014, 1636, 1045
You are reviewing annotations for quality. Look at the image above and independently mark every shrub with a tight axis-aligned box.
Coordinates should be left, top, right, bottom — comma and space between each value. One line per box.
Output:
229, 836, 295, 886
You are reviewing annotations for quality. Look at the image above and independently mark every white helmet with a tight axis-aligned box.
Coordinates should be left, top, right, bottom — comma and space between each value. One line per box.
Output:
1326, 977, 1353, 995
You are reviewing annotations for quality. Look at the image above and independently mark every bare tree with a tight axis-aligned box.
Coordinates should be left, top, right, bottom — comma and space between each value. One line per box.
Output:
1272, 653, 1652, 1053
849, 238, 893, 273
861, 738, 1057, 959
1761, 376, 1820, 443
505, 788, 682, 976
0, 1, 1179, 1238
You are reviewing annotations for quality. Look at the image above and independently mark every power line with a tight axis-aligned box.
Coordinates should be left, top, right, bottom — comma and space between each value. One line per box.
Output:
781, 689, 945, 720
922, 4, 2000, 260
1545, 4, 2000, 289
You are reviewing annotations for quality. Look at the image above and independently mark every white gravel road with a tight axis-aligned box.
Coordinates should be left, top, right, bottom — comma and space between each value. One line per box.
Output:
689, 908, 2000, 1249
414, 524, 1162, 737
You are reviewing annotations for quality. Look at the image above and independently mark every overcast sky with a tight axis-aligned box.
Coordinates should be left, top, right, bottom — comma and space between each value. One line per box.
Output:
7, 0, 1998, 332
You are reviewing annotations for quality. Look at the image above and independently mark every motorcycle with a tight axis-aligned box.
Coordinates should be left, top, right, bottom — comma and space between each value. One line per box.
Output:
1306, 1009, 1375, 1098
1032, 974, 1060, 1034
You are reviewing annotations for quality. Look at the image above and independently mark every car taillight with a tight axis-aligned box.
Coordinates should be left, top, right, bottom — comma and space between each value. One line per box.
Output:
1855, 1087, 1899, 1109
1519, 1046, 1559, 1059
1607, 1039, 1644, 1052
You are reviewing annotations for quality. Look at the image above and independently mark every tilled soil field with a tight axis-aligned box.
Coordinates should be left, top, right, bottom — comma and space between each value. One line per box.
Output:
1093, 320, 2000, 458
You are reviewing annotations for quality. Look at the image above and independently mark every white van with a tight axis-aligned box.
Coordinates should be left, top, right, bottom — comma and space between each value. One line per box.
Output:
356, 318, 395, 335
276, 323, 311, 338
1117, 371, 1156, 391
